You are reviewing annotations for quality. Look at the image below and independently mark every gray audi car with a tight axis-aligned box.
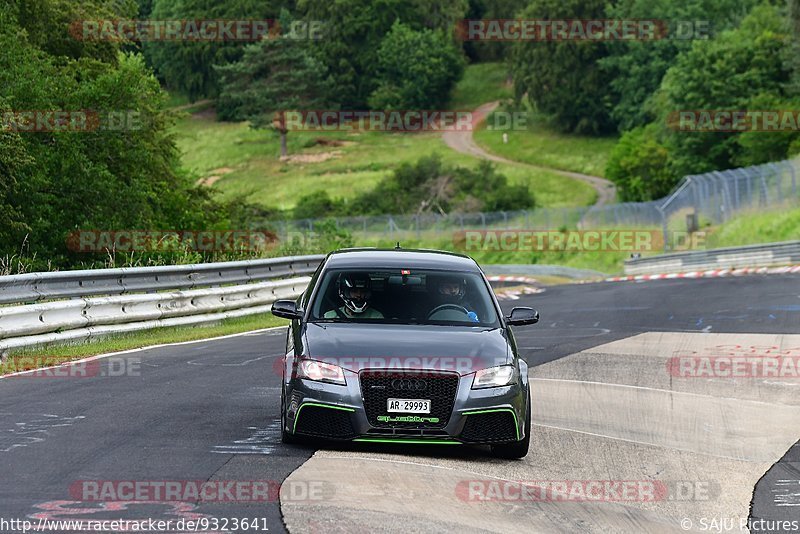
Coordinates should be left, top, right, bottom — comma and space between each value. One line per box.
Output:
271, 248, 538, 458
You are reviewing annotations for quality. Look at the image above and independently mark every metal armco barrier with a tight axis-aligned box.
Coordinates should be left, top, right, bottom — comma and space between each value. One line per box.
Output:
624, 241, 800, 275
0, 255, 324, 352
0, 255, 323, 305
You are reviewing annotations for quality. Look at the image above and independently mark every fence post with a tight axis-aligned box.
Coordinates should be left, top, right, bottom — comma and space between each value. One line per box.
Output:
759, 167, 768, 207
656, 205, 668, 252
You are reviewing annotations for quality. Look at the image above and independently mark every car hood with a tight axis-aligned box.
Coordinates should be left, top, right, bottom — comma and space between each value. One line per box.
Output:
302, 323, 510, 375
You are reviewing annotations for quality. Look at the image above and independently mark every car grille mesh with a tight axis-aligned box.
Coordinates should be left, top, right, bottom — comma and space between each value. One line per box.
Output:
294, 405, 356, 439
460, 411, 518, 443
359, 370, 459, 428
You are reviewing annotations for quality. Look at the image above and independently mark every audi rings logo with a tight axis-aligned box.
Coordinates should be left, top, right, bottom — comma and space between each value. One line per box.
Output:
391, 378, 428, 392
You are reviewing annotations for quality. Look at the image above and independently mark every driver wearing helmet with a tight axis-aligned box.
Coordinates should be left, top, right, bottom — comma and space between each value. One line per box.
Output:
433, 275, 479, 322
324, 272, 384, 319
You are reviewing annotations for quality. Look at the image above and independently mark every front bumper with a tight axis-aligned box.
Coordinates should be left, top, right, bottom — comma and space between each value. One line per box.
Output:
285, 369, 528, 444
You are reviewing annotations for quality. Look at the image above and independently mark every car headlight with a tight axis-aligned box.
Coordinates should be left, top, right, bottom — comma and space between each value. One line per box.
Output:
297, 359, 346, 385
472, 365, 516, 389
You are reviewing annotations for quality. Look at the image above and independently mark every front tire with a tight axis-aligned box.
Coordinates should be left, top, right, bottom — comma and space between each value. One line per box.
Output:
491, 398, 530, 459
281, 387, 299, 444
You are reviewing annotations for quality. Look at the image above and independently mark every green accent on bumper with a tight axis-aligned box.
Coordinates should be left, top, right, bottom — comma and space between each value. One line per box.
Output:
353, 438, 461, 445
462, 408, 520, 441
293, 402, 355, 434
377, 415, 440, 424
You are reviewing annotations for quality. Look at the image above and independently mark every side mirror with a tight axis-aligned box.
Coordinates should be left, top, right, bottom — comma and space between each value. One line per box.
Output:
505, 307, 539, 326
272, 299, 303, 320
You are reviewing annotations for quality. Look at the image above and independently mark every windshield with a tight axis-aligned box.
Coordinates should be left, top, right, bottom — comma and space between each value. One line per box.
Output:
309, 268, 499, 327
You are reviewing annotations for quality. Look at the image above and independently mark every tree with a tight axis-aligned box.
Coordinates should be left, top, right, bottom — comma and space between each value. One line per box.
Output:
0, 4, 226, 268
658, 3, 791, 176
144, 0, 291, 101
462, 0, 529, 61
605, 125, 674, 201
369, 22, 465, 110
216, 35, 332, 157
296, 0, 468, 109
0, 102, 33, 250
7, 0, 131, 63
509, 0, 616, 134
293, 191, 344, 220
786, 0, 800, 95
601, 0, 759, 132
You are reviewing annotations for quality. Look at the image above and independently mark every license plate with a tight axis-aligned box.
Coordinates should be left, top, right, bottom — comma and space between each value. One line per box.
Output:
387, 398, 431, 413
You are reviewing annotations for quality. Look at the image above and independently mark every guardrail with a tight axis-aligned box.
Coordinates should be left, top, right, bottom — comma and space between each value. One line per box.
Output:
624, 241, 800, 275
0, 255, 324, 353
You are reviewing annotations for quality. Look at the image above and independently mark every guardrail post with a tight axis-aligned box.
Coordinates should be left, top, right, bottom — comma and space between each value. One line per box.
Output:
657, 205, 668, 252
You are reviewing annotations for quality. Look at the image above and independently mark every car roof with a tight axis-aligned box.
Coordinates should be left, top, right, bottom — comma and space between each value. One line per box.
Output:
324, 248, 481, 272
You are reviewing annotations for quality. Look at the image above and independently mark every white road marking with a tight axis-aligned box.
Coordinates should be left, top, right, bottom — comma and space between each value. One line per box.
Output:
0, 326, 286, 380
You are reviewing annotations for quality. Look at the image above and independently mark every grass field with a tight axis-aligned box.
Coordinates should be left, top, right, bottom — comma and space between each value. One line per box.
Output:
473, 113, 618, 177
367, 235, 631, 274
172, 63, 597, 211
703, 206, 800, 248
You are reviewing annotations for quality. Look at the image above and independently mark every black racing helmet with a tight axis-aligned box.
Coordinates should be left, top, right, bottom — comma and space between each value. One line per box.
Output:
338, 272, 372, 313
433, 274, 467, 303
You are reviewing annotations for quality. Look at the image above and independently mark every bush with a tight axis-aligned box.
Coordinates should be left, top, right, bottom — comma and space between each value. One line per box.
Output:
350, 154, 535, 215
605, 125, 675, 202
293, 191, 345, 220
368, 22, 465, 110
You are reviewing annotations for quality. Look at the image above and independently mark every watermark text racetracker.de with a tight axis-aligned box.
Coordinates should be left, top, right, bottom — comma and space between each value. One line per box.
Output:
69, 19, 324, 41
1, 356, 140, 379
68, 479, 332, 503
277, 356, 511, 378
277, 110, 634, 132
1, 110, 145, 133
667, 345, 800, 379
67, 230, 279, 253
454, 230, 707, 253
457, 479, 719, 502
669, 110, 800, 132
456, 19, 710, 41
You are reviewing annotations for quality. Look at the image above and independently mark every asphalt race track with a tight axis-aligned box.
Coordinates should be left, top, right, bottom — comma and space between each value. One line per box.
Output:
1, 274, 798, 533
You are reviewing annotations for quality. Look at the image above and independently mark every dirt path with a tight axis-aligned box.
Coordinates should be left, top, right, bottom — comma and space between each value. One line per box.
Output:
442, 101, 617, 206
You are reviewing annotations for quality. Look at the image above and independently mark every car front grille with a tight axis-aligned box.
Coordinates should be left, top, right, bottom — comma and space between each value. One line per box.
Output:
359, 370, 459, 429
294, 405, 356, 439
459, 410, 518, 443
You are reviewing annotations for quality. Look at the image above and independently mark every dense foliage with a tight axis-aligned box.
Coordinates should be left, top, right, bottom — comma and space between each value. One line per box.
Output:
293, 155, 535, 219
295, 0, 468, 109
143, 0, 292, 101
509, 0, 617, 135
0, 0, 237, 270
368, 22, 465, 110
4, 0, 800, 269
606, 3, 800, 200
